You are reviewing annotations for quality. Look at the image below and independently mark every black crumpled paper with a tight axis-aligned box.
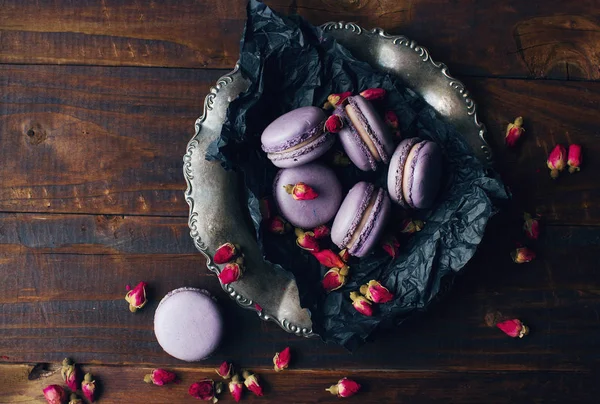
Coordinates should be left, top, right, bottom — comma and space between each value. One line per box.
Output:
206, 0, 509, 350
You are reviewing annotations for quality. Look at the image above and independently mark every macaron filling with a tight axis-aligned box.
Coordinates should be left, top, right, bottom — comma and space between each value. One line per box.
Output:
348, 188, 386, 255
402, 140, 427, 208
267, 131, 334, 162
339, 183, 375, 248
345, 96, 391, 164
392, 137, 420, 208
335, 104, 377, 171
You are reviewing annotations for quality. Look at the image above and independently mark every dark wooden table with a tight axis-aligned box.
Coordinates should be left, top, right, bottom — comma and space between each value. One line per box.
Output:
1, 1, 599, 402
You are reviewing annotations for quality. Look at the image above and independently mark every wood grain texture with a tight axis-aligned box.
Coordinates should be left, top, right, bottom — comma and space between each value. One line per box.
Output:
1, 364, 599, 404
1, 0, 599, 80
0, 212, 599, 371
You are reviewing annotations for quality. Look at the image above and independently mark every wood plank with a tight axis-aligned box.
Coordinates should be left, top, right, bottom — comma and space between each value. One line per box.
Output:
1, 212, 599, 371
2, 65, 600, 223
1, 364, 599, 404
1, 0, 599, 80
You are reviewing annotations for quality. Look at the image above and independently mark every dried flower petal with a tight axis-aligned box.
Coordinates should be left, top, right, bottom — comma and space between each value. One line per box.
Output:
350, 291, 374, 316
242, 370, 263, 397
505, 117, 525, 147
359, 87, 386, 101
215, 362, 233, 380
144, 368, 177, 386
218, 259, 244, 285
511, 247, 536, 263
125, 281, 147, 312
189, 379, 217, 402
384, 110, 399, 129
381, 234, 400, 258
497, 319, 529, 338
313, 225, 330, 239
327, 91, 352, 107
325, 114, 343, 133
326, 377, 361, 398
267, 216, 291, 234
61, 358, 80, 391
311, 249, 348, 270
68, 393, 83, 404
43, 385, 66, 404
214, 243, 238, 265
332, 150, 351, 166
523, 213, 540, 240
360, 280, 394, 303
284, 182, 319, 200
339, 249, 350, 263
568, 144, 582, 173
82, 373, 96, 403
400, 218, 424, 234
322, 267, 350, 292
295, 228, 321, 252
273, 347, 291, 372
547, 144, 567, 179
228, 374, 244, 402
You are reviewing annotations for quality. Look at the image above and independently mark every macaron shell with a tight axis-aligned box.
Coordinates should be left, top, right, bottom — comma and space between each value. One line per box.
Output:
387, 137, 420, 207
267, 131, 335, 168
406, 140, 443, 209
261, 106, 326, 153
350, 95, 395, 163
331, 181, 374, 249
274, 163, 342, 229
154, 287, 223, 362
350, 188, 392, 257
338, 123, 377, 171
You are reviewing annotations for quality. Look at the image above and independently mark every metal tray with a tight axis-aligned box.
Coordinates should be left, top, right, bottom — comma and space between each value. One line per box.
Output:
183, 22, 493, 338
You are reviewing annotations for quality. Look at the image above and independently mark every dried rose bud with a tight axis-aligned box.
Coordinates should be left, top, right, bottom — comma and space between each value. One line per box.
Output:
523, 213, 540, 240
215, 361, 233, 379
360, 280, 394, 303
547, 144, 567, 179
381, 234, 400, 259
242, 370, 264, 397
61, 358, 80, 391
311, 249, 348, 270
393, 130, 402, 139
214, 243, 238, 265
332, 150, 351, 166
326, 377, 361, 398
385, 110, 399, 129
43, 385, 66, 404
125, 281, 148, 312
511, 247, 536, 263
568, 144, 582, 173
359, 87, 386, 101
323, 101, 334, 110
259, 197, 272, 221
505, 116, 525, 147
189, 379, 217, 402
284, 182, 319, 200
295, 228, 320, 252
327, 91, 352, 107
267, 215, 291, 234
350, 291, 374, 316
325, 114, 343, 133
400, 218, 424, 234
322, 266, 350, 292
273, 346, 291, 372
229, 374, 244, 402
218, 258, 244, 285
339, 248, 350, 263
312, 224, 330, 239
68, 393, 82, 404
497, 319, 529, 338
82, 373, 96, 403
144, 368, 177, 385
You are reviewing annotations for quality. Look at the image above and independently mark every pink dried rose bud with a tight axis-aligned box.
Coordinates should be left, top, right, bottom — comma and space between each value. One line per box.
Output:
125, 281, 148, 312
523, 213, 540, 240
547, 144, 567, 179
400, 218, 424, 234
497, 319, 529, 338
311, 249, 348, 270
312, 224, 330, 239
322, 267, 350, 292
381, 234, 400, 259
68, 393, 82, 404
259, 197, 272, 221
214, 243, 239, 265
350, 291, 374, 316
326, 377, 361, 398
267, 215, 291, 234
144, 368, 177, 385
43, 385, 66, 404
242, 370, 264, 397
229, 374, 244, 402
511, 247, 536, 263
218, 258, 244, 285
505, 116, 525, 147
568, 144, 582, 173
339, 248, 350, 263
284, 182, 319, 200
327, 91, 352, 108
82, 373, 96, 403
215, 361, 233, 379
189, 379, 217, 402
332, 150, 351, 166
360, 280, 394, 304
359, 87, 386, 101
273, 346, 291, 372
295, 228, 321, 252
325, 114, 343, 133
384, 110, 399, 129
61, 358, 80, 391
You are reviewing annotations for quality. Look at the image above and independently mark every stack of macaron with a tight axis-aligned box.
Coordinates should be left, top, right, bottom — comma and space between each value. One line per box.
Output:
261, 90, 443, 258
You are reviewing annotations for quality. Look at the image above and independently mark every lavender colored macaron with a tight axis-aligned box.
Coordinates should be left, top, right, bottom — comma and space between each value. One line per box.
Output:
387, 137, 443, 209
336, 95, 394, 171
154, 287, 223, 362
274, 163, 342, 229
261, 106, 335, 168
331, 182, 392, 257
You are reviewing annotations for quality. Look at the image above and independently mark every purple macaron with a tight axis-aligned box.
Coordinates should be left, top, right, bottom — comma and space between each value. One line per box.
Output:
273, 163, 342, 229
261, 106, 335, 168
154, 287, 223, 361
331, 182, 392, 257
336, 95, 394, 171
387, 137, 442, 209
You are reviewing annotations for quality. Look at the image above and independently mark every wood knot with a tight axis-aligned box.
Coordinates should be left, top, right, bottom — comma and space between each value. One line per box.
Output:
25, 123, 47, 145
